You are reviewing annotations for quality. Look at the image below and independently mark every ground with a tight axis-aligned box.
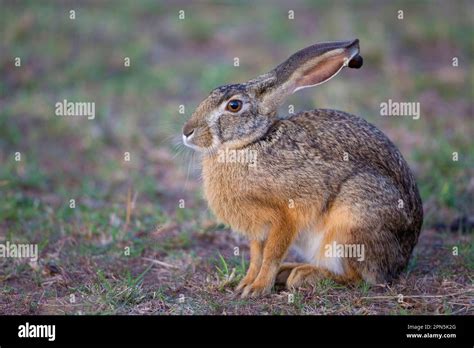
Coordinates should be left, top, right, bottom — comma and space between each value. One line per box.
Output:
0, 0, 473, 315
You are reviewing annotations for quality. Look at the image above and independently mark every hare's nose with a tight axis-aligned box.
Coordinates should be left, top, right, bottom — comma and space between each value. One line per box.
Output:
183, 128, 194, 138
183, 124, 195, 137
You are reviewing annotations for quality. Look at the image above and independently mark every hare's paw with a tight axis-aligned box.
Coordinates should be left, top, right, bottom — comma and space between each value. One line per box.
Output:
239, 278, 273, 298
235, 267, 260, 293
286, 264, 321, 290
235, 274, 255, 293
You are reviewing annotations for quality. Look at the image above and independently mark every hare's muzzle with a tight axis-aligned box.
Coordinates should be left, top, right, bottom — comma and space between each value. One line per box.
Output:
183, 123, 195, 137
182, 121, 198, 149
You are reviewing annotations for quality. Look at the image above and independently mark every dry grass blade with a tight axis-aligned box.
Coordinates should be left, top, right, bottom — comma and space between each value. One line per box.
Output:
360, 288, 473, 300
142, 257, 181, 270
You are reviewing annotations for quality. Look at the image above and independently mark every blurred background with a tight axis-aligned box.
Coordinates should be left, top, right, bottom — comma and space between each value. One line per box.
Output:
0, 0, 472, 315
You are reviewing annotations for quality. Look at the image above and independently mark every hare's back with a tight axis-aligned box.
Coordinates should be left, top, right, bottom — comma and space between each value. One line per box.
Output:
276, 109, 416, 193
290, 109, 395, 152
285, 109, 404, 166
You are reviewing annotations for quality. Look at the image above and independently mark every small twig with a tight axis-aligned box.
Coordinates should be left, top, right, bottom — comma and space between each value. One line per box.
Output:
447, 302, 472, 307
41, 303, 84, 307
125, 186, 132, 229
360, 288, 473, 300
142, 257, 180, 270
451, 307, 470, 315
132, 190, 138, 209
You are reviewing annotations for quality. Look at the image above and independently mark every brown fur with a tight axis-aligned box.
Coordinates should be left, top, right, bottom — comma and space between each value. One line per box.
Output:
182, 40, 423, 297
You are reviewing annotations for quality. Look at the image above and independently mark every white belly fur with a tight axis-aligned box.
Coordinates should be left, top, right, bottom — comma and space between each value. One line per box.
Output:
292, 229, 344, 275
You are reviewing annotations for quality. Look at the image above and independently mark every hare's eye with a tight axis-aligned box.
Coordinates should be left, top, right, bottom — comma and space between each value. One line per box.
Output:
226, 99, 243, 113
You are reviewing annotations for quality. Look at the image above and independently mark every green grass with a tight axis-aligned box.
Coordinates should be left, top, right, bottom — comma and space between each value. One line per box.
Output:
86, 265, 153, 314
357, 281, 372, 296
214, 252, 247, 289
412, 134, 473, 225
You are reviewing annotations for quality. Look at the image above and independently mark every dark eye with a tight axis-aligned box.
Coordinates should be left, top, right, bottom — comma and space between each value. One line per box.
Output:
226, 99, 243, 112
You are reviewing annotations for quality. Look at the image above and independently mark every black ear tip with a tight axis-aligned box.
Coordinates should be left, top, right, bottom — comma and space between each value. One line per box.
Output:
348, 54, 363, 69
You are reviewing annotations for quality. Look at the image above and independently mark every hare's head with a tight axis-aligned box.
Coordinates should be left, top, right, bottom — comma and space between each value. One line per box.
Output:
183, 39, 363, 153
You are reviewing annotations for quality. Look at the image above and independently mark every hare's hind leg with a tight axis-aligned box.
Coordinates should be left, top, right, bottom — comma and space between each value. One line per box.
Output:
275, 263, 305, 285
320, 173, 414, 284
285, 264, 352, 290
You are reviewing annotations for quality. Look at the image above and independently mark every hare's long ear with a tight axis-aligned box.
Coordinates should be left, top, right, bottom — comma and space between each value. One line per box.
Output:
254, 39, 362, 115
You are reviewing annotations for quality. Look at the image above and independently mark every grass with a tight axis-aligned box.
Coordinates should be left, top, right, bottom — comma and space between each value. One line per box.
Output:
0, 0, 473, 315
214, 252, 247, 290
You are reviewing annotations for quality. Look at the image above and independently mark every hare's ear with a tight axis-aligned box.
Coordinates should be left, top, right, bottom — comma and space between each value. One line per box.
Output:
255, 39, 362, 114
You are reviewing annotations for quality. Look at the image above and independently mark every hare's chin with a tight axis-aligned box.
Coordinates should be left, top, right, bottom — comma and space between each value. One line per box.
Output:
182, 134, 201, 151
182, 134, 214, 153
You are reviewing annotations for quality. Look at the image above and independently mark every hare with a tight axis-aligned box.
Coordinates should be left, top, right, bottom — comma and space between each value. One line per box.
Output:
182, 39, 423, 298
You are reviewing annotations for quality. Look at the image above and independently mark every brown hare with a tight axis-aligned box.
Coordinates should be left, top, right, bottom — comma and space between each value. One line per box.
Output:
182, 39, 423, 298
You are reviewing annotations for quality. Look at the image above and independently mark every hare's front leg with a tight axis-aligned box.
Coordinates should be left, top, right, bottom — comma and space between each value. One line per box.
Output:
235, 239, 264, 292
239, 220, 296, 298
